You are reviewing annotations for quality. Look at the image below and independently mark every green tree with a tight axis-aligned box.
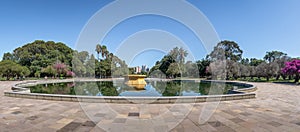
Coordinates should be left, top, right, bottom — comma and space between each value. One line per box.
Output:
209, 40, 243, 62
101, 45, 109, 59
95, 44, 102, 61
249, 58, 265, 66
2, 52, 14, 61
72, 56, 86, 77
78, 51, 89, 63
183, 61, 198, 78
11, 40, 73, 76
256, 62, 279, 81
85, 54, 96, 77
0, 60, 30, 80
241, 58, 250, 65
169, 47, 188, 64
196, 58, 211, 77
41, 65, 56, 77
166, 63, 181, 78
149, 47, 188, 78
263, 51, 287, 63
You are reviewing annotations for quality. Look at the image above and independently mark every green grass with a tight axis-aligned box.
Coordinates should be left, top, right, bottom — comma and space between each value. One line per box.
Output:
237, 77, 295, 83
0, 77, 6, 81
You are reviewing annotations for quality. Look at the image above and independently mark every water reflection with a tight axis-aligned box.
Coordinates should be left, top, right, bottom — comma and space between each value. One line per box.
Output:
29, 81, 242, 97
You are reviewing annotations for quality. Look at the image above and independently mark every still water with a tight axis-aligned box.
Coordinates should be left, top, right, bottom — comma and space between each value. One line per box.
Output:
27, 81, 246, 97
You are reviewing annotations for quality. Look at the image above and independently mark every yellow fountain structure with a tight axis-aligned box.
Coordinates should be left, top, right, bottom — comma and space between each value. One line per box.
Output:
124, 75, 147, 90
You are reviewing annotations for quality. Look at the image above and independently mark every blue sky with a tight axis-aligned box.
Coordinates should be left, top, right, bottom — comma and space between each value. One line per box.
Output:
1, 0, 300, 67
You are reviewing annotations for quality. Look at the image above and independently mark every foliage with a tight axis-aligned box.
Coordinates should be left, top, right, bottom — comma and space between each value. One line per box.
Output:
196, 58, 211, 77
249, 58, 265, 66
149, 47, 190, 78
41, 65, 56, 77
166, 63, 181, 78
208, 40, 243, 62
264, 51, 287, 63
2, 52, 14, 61
1, 39, 299, 84
256, 62, 279, 81
94, 45, 128, 78
7, 40, 73, 76
281, 59, 300, 83
0, 60, 30, 80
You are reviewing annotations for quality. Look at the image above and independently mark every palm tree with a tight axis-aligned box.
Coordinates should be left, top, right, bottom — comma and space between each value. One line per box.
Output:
101, 45, 108, 59
108, 53, 114, 61
263, 51, 287, 63
95, 44, 102, 61
178, 47, 188, 64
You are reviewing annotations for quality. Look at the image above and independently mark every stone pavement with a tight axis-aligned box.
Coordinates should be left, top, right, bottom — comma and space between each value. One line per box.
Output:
1, 81, 300, 132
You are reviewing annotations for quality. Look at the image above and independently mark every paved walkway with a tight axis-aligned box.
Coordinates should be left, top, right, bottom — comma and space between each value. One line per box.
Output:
1, 81, 300, 132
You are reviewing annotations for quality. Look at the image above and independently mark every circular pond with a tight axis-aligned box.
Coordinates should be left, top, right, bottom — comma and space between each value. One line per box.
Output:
5, 80, 256, 103
26, 80, 249, 97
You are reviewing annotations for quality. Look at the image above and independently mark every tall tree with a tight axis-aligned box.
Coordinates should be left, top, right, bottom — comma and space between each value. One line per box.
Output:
101, 45, 108, 59
281, 59, 300, 83
95, 44, 102, 61
178, 47, 188, 64
263, 51, 287, 63
0, 60, 30, 80
249, 58, 265, 66
11, 40, 73, 75
2, 52, 14, 61
256, 62, 279, 81
85, 54, 96, 77
196, 59, 211, 77
209, 40, 243, 62
149, 47, 188, 78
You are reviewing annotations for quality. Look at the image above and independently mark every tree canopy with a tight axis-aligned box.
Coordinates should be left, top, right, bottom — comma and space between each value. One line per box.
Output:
0, 60, 30, 80
209, 40, 243, 62
6, 40, 73, 76
1, 39, 299, 83
281, 60, 300, 83
264, 51, 287, 63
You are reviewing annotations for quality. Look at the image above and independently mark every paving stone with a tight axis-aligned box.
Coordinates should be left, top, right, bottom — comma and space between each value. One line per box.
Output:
208, 121, 224, 127
2, 81, 300, 131
56, 118, 74, 124
94, 113, 106, 117
295, 122, 300, 126
128, 112, 140, 117
11, 111, 22, 115
267, 121, 282, 127
57, 122, 81, 132
113, 118, 127, 123
154, 125, 169, 132
239, 112, 252, 116
230, 117, 245, 123
82, 121, 96, 127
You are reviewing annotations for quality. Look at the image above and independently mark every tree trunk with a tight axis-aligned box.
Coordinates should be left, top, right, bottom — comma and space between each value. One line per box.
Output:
282, 74, 286, 80
266, 76, 269, 81
226, 74, 229, 80
276, 75, 280, 80
294, 74, 300, 83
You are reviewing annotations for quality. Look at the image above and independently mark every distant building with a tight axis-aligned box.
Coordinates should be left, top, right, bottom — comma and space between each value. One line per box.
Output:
141, 65, 146, 72
132, 65, 149, 74
135, 66, 141, 74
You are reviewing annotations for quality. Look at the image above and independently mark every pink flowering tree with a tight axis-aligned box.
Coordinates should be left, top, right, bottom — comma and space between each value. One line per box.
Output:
281, 60, 300, 83
53, 62, 67, 78
66, 70, 76, 77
